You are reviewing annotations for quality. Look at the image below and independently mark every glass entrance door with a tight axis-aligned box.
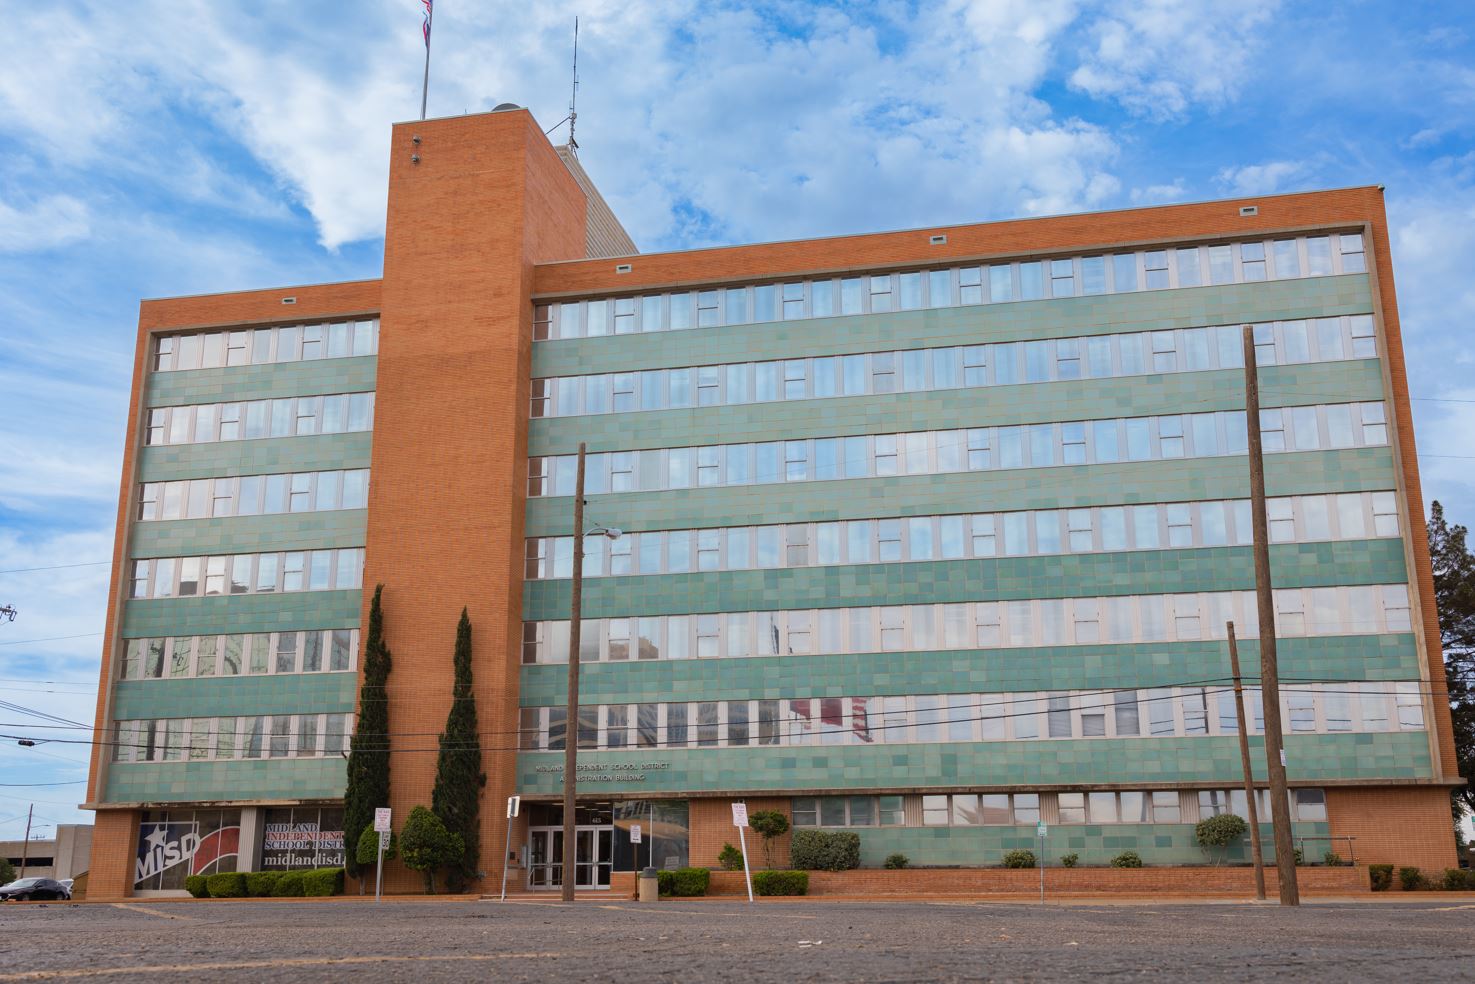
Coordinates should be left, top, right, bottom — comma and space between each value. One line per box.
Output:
527, 826, 611, 889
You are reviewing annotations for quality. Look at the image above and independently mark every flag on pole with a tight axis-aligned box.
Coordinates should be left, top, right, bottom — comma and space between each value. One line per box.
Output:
422, 0, 433, 47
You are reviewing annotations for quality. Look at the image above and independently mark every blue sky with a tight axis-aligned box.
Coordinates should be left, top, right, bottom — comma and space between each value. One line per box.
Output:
3, 0, 1474, 838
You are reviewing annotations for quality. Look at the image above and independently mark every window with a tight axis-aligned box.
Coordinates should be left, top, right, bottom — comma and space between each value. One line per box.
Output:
1241, 242, 1267, 280
1339, 233, 1366, 273
1144, 251, 1169, 289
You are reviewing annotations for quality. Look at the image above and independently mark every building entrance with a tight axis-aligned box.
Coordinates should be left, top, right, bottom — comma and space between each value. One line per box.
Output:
526, 826, 612, 890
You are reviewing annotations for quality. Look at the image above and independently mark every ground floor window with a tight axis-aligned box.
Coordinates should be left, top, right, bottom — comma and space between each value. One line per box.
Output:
260, 807, 346, 869
135, 808, 240, 890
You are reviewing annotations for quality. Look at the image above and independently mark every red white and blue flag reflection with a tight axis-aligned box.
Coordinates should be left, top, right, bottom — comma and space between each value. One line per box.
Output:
422, 0, 433, 47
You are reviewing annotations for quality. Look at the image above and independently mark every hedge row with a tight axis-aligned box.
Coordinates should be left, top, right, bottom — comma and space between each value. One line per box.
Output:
656, 867, 710, 897
789, 830, 860, 872
183, 868, 344, 898
753, 870, 808, 896
1368, 864, 1475, 892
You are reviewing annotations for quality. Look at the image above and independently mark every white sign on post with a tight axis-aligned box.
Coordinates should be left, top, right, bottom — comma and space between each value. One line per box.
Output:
732, 802, 754, 903
373, 807, 391, 903
507, 795, 521, 819
374, 807, 392, 833
1036, 821, 1047, 838
630, 824, 642, 844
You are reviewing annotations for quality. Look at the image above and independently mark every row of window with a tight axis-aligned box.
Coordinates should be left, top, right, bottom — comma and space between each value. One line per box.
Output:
796, 790, 1339, 826
536, 234, 1369, 340
527, 402, 1390, 497
794, 788, 1329, 828
152, 319, 379, 373
521, 583, 1414, 666
118, 629, 359, 680
113, 713, 353, 763
144, 392, 375, 447
516, 682, 1425, 751
531, 316, 1377, 418
524, 491, 1400, 581
135, 469, 369, 522
128, 548, 364, 600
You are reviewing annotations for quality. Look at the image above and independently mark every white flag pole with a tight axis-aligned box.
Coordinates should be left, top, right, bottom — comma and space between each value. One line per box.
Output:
420, 1, 434, 121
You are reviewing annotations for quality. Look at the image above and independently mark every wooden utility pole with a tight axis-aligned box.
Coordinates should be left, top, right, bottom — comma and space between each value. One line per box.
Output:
1242, 325, 1300, 906
1227, 621, 1266, 901
561, 442, 587, 903
19, 803, 32, 878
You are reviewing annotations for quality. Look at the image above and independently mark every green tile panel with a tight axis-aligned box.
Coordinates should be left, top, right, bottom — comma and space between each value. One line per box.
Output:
137, 432, 373, 484
533, 276, 1374, 377
121, 590, 362, 638
525, 447, 1399, 536
514, 731, 1432, 794
102, 758, 345, 804
129, 510, 367, 559
517, 633, 1420, 705
522, 538, 1408, 620
816, 821, 1327, 868
113, 673, 356, 720
145, 356, 377, 409
528, 361, 1384, 456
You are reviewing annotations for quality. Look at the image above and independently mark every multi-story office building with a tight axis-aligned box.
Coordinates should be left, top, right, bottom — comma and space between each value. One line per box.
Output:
83, 108, 1461, 897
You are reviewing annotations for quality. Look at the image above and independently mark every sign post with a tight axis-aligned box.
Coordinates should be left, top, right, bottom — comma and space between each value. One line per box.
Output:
373, 808, 392, 902
500, 796, 521, 902
631, 823, 643, 874
1036, 820, 1047, 905
732, 802, 753, 903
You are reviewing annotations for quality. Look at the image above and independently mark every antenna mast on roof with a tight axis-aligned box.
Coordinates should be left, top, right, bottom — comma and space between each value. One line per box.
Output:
567, 17, 580, 154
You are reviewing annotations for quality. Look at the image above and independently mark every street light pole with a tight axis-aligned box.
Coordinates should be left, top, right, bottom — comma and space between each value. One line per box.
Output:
561, 442, 587, 903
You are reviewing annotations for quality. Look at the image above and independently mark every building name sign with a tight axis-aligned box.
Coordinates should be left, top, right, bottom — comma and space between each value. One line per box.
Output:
534, 762, 671, 783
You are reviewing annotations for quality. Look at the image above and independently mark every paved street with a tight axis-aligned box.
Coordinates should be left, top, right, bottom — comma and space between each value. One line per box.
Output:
2, 898, 1473, 982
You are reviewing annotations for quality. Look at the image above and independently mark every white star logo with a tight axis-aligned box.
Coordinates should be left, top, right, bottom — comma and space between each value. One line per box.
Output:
145, 825, 170, 851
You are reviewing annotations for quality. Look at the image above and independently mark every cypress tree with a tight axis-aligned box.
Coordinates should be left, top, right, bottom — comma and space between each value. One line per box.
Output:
432, 608, 485, 892
343, 584, 392, 879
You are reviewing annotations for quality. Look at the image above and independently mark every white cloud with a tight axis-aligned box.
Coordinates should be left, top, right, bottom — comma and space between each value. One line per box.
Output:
1215, 160, 1308, 196
0, 194, 90, 252
1130, 179, 1189, 205
1068, 0, 1281, 121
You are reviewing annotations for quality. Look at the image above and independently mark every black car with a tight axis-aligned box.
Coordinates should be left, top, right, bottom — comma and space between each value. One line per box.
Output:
0, 877, 70, 901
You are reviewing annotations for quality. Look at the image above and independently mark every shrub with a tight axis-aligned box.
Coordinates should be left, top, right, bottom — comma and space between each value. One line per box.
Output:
1002, 849, 1036, 869
205, 872, 247, 898
753, 870, 808, 896
718, 843, 745, 872
273, 871, 307, 897
1195, 814, 1248, 864
1293, 847, 1305, 866
246, 871, 281, 897
790, 830, 861, 872
0, 858, 15, 886
1398, 866, 1425, 891
1322, 851, 1345, 867
656, 870, 675, 897
748, 811, 790, 869
184, 875, 209, 898
400, 805, 465, 894
671, 867, 709, 897
304, 867, 345, 897
1369, 863, 1394, 891
1441, 868, 1474, 891
1111, 851, 1144, 869
1060, 853, 1079, 868
884, 853, 909, 870
356, 826, 398, 866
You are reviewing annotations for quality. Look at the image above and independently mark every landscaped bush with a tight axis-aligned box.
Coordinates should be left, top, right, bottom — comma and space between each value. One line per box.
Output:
273, 871, 307, 897
790, 830, 861, 872
656, 870, 675, 896
718, 843, 745, 872
1059, 853, 1079, 868
1001, 849, 1036, 869
205, 872, 248, 898
246, 871, 281, 897
1194, 814, 1248, 864
1398, 866, 1425, 891
1441, 868, 1475, 891
303, 867, 345, 897
748, 811, 791, 869
184, 875, 209, 898
1322, 851, 1345, 867
1293, 847, 1305, 866
1111, 851, 1144, 869
884, 853, 909, 870
671, 867, 710, 897
1369, 863, 1394, 891
753, 870, 808, 896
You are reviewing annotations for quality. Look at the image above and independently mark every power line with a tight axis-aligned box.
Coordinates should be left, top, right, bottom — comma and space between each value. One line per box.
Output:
0, 561, 110, 575
0, 633, 101, 647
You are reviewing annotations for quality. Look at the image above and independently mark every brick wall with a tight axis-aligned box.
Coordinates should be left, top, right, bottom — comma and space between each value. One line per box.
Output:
1327, 785, 1457, 871
85, 809, 138, 901
689, 797, 792, 869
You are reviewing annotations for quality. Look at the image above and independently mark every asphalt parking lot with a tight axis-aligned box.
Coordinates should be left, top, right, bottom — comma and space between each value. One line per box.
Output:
1, 898, 1473, 982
